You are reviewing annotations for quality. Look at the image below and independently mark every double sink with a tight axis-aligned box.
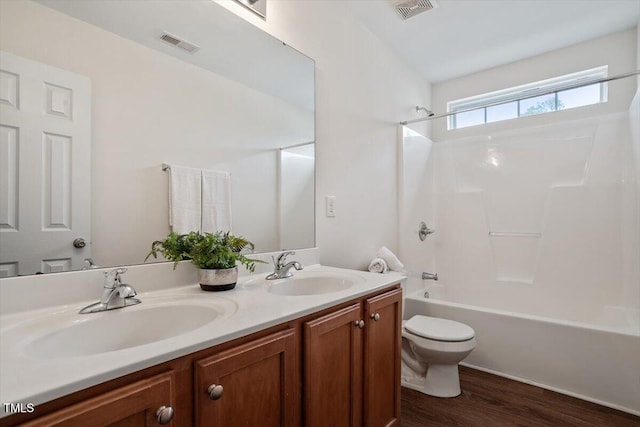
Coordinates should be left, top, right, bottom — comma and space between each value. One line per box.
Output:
4, 271, 360, 359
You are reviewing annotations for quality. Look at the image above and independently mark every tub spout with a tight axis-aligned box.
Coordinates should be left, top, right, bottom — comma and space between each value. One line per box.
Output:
422, 272, 438, 281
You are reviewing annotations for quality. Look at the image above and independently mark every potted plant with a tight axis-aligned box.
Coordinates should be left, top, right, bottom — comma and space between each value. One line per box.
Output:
146, 231, 264, 291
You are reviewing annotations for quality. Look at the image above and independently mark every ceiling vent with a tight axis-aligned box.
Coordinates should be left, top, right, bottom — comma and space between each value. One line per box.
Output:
393, 0, 439, 20
160, 32, 200, 53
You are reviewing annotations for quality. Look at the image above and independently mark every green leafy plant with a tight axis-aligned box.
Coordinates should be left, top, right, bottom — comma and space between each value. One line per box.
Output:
146, 231, 264, 271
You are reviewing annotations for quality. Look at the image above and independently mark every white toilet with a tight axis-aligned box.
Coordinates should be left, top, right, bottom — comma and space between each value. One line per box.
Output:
401, 315, 476, 398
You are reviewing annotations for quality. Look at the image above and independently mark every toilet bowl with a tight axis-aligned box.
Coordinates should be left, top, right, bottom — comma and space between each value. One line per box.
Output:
401, 315, 476, 398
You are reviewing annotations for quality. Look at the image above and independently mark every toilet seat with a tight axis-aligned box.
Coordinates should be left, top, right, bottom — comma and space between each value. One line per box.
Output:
404, 315, 475, 342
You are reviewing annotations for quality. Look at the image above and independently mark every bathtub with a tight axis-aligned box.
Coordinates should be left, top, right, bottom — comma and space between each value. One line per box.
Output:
403, 281, 640, 415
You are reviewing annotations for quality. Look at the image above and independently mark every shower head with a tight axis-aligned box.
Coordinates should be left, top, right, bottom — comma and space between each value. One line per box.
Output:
416, 106, 435, 117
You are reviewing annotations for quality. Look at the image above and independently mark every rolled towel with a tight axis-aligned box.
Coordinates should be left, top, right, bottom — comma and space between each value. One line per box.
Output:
368, 258, 388, 274
376, 246, 405, 272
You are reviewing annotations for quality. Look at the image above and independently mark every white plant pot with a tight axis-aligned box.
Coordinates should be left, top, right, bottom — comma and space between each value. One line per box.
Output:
198, 266, 238, 292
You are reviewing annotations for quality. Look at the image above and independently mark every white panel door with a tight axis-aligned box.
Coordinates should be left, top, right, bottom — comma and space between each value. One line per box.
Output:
0, 51, 91, 277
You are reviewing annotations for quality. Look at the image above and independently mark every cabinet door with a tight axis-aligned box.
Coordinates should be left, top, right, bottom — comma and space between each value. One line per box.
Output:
303, 303, 363, 427
21, 372, 175, 427
195, 329, 298, 427
364, 288, 403, 427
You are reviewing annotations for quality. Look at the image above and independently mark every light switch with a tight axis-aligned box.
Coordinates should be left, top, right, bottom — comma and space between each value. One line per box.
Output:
325, 195, 336, 217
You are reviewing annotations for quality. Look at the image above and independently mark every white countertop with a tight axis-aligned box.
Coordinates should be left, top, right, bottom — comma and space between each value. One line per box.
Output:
0, 264, 404, 418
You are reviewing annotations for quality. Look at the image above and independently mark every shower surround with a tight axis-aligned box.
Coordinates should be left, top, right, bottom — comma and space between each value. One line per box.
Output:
435, 111, 638, 326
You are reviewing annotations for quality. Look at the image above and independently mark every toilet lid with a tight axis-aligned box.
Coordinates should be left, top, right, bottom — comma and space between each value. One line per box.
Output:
404, 315, 475, 342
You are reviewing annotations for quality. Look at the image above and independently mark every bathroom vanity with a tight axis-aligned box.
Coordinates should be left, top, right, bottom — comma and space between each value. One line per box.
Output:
0, 264, 403, 426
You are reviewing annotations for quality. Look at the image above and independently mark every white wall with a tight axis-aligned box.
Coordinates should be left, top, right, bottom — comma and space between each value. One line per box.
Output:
0, 0, 314, 267
217, 0, 431, 269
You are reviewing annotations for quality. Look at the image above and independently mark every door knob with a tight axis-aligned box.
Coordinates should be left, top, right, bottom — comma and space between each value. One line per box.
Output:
208, 384, 224, 400
73, 238, 86, 248
155, 406, 174, 425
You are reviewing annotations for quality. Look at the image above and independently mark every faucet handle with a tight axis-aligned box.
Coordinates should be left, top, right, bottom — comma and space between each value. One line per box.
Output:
277, 251, 295, 266
104, 268, 127, 288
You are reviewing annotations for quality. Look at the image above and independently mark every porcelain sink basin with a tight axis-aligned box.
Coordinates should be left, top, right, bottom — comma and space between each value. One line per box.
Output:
266, 272, 363, 296
18, 297, 237, 358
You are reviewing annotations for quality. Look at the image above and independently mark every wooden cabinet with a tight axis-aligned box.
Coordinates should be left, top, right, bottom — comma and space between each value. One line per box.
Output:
363, 288, 403, 427
20, 372, 175, 427
4, 284, 401, 427
194, 329, 298, 427
303, 288, 402, 427
303, 303, 364, 427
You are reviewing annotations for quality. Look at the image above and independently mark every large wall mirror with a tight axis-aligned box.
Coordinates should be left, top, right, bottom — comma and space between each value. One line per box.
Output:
0, 0, 315, 277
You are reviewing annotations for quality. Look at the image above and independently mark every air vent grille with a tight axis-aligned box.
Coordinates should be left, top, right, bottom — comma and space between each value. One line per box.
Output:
160, 32, 200, 53
394, 0, 439, 20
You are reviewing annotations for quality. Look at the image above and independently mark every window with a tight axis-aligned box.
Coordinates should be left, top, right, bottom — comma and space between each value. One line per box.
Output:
447, 66, 608, 130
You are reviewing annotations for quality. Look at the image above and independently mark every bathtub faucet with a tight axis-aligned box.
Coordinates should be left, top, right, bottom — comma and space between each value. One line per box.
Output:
422, 272, 438, 281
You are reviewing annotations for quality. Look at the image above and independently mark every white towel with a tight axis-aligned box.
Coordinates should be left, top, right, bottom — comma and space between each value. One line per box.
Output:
368, 258, 388, 274
376, 246, 405, 272
169, 165, 201, 234
201, 169, 232, 233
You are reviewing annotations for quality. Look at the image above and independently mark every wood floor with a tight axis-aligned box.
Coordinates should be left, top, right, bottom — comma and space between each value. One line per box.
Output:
400, 366, 640, 427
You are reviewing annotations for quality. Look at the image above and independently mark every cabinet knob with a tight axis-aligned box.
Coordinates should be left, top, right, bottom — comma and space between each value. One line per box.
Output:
156, 405, 174, 425
370, 312, 381, 321
354, 319, 365, 329
208, 384, 224, 400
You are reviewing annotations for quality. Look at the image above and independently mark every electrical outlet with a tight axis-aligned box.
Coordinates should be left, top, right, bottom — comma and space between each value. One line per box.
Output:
325, 195, 336, 217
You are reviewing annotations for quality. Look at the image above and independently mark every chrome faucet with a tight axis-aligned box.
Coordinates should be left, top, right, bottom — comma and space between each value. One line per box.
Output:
422, 272, 438, 281
265, 251, 303, 280
79, 268, 141, 314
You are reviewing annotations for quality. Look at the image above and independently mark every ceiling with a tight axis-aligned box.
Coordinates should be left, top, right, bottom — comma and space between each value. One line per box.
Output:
346, 0, 640, 83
